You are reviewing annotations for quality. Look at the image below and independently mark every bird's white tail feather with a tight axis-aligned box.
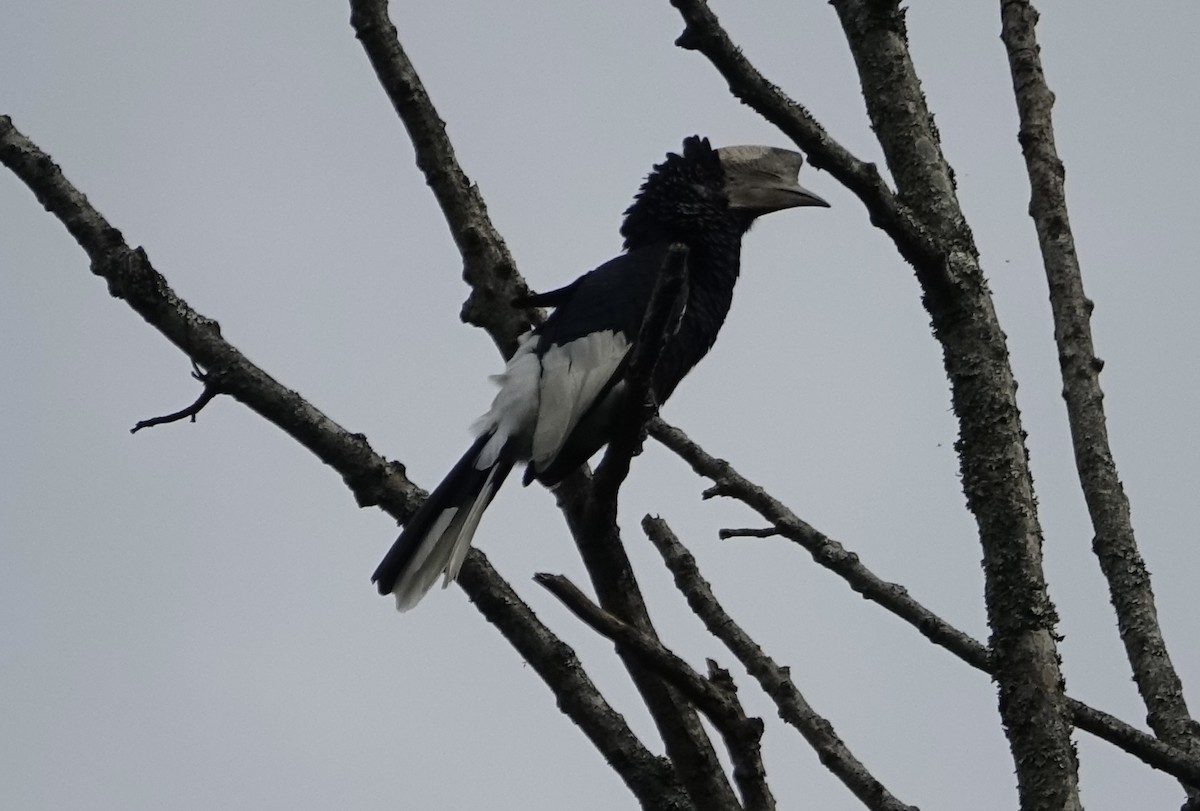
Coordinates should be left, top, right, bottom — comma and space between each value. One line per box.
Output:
442, 464, 503, 586
389, 463, 504, 612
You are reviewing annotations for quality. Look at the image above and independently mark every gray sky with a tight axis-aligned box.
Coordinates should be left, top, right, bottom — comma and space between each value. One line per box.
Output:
2, 1, 1198, 809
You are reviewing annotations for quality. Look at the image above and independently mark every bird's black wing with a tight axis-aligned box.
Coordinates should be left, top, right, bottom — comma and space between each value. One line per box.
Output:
533, 242, 672, 349
512, 282, 578, 309
516, 243, 675, 485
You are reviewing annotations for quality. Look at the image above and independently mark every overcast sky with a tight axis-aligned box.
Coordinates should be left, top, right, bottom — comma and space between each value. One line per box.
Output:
3, 2, 1198, 809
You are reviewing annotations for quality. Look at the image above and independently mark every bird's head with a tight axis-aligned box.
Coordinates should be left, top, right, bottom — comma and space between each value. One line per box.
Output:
621, 136, 828, 248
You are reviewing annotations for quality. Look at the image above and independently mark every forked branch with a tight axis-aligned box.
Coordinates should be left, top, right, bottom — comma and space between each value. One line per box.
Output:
643, 516, 918, 811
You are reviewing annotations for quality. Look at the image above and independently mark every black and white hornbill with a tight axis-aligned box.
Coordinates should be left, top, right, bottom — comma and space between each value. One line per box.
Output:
373, 136, 828, 610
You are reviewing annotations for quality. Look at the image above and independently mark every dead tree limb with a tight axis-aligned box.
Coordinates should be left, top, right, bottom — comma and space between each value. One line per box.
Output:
643, 515, 919, 811
1000, 4, 1200, 806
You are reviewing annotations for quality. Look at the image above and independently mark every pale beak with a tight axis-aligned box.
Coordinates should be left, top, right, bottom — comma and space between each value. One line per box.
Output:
727, 180, 831, 215
788, 184, 830, 209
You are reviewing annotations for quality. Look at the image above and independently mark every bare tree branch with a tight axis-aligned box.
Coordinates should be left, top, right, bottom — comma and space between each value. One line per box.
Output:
554, 474, 738, 810
1070, 701, 1200, 789
668, 5, 1088, 801
642, 516, 919, 811
459, 554, 693, 811
828, 2, 1080, 805
348, 0, 534, 356
653, 420, 991, 670
0, 112, 693, 811
130, 365, 219, 433
668, 0, 946, 291
718, 528, 779, 540
0, 114, 420, 519
536, 573, 774, 811
667, 11, 1082, 802
653, 419, 1200, 787
555, 247, 736, 811
999, 5, 1200, 804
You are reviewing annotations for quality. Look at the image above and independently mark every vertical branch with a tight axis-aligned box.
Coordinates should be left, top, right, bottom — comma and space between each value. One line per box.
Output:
828, 2, 1081, 809
591, 244, 690, 501
655, 419, 1200, 786
999, 0, 1200, 802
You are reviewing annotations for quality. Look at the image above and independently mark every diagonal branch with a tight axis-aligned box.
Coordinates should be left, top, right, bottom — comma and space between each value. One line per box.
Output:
459, 555, 693, 811
0, 114, 422, 520
642, 516, 918, 811
653, 419, 991, 670
653, 418, 1200, 787
349, 0, 534, 356
536, 573, 774, 811
999, 3, 1200, 800
554, 471, 738, 810
668, 0, 945, 291
0, 113, 691, 811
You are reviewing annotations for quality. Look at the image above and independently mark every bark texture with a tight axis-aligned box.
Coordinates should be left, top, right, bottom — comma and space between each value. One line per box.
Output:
828, 5, 1081, 808
1000, 4, 1200, 805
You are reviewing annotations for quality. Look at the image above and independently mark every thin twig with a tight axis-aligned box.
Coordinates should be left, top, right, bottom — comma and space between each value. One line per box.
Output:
718, 527, 779, 540
643, 516, 918, 811
1000, 3, 1200, 802
131, 367, 220, 433
535, 573, 774, 811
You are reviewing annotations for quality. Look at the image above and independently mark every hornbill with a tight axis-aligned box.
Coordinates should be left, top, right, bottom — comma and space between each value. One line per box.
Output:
374, 136, 828, 610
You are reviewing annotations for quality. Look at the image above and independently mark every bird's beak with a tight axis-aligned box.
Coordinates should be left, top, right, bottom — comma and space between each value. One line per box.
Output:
784, 184, 831, 209
727, 180, 831, 215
